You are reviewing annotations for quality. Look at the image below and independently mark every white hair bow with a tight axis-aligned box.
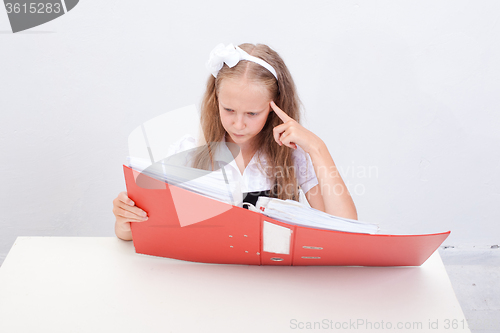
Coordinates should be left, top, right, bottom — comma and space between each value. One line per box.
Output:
206, 43, 240, 78
206, 43, 278, 79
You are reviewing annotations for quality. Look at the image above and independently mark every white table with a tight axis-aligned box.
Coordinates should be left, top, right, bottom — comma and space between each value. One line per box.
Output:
0, 237, 470, 332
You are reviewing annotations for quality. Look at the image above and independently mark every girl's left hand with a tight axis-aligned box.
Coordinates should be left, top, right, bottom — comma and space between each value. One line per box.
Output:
270, 101, 322, 154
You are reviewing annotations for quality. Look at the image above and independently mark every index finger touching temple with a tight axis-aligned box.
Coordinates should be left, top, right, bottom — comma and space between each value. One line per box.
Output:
270, 101, 292, 123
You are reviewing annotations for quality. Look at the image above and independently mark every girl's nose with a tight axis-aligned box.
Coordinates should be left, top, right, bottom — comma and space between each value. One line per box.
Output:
233, 115, 245, 130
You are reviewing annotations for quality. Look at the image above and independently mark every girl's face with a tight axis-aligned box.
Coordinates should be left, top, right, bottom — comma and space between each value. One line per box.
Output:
218, 78, 272, 150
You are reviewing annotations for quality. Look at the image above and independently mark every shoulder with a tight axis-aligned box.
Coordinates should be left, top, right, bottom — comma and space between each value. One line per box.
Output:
166, 133, 200, 156
163, 133, 206, 168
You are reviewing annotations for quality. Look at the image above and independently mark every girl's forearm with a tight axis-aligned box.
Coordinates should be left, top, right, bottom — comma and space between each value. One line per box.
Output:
308, 142, 358, 220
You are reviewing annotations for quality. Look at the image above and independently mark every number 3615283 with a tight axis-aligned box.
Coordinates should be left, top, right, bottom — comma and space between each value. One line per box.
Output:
5, 3, 62, 14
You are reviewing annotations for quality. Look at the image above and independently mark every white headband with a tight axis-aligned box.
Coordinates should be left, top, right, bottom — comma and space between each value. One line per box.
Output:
206, 43, 278, 80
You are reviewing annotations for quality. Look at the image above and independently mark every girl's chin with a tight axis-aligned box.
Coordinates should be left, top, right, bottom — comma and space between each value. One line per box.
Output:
226, 132, 256, 146
229, 134, 247, 142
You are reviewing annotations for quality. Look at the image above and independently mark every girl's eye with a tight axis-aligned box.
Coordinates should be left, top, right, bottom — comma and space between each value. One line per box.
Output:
248, 112, 257, 116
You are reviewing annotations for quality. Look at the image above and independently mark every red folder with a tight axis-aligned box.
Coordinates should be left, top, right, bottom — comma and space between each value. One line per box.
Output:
124, 165, 450, 266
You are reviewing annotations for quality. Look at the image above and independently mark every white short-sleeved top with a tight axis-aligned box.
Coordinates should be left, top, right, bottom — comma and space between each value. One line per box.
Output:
165, 134, 318, 195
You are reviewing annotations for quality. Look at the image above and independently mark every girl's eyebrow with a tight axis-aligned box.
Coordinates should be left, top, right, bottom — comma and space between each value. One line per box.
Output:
220, 102, 267, 113
248, 106, 270, 113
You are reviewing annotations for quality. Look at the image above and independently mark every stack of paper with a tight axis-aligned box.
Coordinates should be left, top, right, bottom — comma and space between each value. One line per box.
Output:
127, 156, 378, 234
252, 197, 379, 234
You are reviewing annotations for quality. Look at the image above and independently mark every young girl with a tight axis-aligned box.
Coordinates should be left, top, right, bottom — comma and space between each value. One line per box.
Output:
113, 43, 357, 241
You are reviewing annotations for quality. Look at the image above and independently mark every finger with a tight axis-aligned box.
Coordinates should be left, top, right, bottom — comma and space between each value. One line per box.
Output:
273, 124, 284, 146
118, 214, 146, 223
279, 130, 298, 150
123, 205, 148, 219
273, 122, 291, 146
116, 192, 147, 216
270, 101, 292, 123
281, 140, 298, 150
113, 204, 145, 221
118, 191, 135, 206
273, 122, 289, 134
119, 207, 148, 220
116, 208, 148, 222
115, 201, 148, 219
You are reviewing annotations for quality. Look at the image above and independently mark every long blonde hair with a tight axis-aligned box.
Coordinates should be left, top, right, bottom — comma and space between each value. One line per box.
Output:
193, 43, 302, 201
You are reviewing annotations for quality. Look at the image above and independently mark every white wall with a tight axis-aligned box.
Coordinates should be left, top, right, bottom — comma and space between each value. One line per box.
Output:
1, 0, 499, 265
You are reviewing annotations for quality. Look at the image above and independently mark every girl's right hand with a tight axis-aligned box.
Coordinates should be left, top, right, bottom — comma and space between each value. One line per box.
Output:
113, 191, 148, 241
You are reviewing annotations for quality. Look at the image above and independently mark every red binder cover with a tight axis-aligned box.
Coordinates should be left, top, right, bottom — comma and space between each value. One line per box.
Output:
124, 165, 450, 266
